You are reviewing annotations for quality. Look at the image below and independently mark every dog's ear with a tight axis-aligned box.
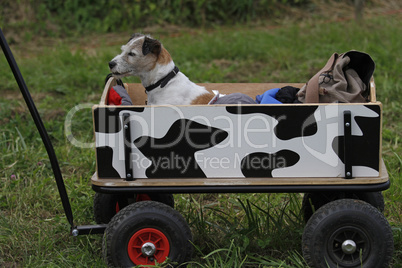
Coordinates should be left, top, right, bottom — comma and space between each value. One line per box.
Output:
142, 37, 161, 56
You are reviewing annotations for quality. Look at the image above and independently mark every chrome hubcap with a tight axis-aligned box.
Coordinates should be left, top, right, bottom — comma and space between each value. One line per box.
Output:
141, 242, 156, 256
341, 239, 357, 254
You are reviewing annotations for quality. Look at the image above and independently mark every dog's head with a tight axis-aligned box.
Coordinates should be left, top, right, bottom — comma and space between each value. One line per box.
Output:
108, 34, 171, 78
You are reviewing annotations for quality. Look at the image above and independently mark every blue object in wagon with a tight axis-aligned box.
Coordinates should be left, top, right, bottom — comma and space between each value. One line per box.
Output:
255, 87, 282, 104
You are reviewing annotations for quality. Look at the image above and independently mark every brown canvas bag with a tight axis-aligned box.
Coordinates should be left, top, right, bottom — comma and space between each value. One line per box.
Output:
297, 51, 375, 103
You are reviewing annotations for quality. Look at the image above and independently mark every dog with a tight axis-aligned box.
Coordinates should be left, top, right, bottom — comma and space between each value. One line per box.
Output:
109, 33, 213, 105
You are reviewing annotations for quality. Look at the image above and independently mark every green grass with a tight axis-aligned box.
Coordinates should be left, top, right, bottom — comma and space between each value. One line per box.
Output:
1, 12, 402, 267
2, 0, 309, 37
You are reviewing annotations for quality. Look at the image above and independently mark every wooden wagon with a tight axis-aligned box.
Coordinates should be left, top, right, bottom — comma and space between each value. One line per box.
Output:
92, 77, 393, 268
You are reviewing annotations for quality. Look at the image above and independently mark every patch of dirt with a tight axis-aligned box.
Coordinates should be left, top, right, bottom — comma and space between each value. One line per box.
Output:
210, 59, 236, 70
1, 90, 66, 123
2, 89, 58, 101
42, 108, 66, 121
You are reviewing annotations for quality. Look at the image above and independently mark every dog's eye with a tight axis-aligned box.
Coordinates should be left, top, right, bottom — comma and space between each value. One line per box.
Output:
128, 52, 136, 57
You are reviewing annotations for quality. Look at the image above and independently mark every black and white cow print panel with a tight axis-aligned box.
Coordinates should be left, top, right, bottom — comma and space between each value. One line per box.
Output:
332, 105, 381, 173
94, 104, 381, 179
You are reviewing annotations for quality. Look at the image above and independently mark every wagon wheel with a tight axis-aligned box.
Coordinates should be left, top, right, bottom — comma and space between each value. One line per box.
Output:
93, 192, 174, 224
103, 201, 193, 267
301, 191, 384, 222
302, 199, 393, 268
134, 193, 175, 208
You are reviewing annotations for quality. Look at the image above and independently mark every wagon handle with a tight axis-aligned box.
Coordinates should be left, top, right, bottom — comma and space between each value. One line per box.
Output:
0, 28, 75, 231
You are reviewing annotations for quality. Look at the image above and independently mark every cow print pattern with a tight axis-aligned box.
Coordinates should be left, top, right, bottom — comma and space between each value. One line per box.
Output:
134, 119, 228, 178
226, 106, 318, 140
93, 107, 144, 133
94, 104, 381, 179
332, 105, 380, 172
241, 150, 300, 177
96, 146, 121, 178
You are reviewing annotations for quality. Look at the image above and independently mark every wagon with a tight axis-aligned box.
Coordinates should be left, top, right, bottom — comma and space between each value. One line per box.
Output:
1, 28, 394, 268
90, 77, 394, 267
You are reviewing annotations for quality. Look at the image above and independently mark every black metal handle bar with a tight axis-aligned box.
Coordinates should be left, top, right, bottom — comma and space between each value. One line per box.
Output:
0, 28, 75, 232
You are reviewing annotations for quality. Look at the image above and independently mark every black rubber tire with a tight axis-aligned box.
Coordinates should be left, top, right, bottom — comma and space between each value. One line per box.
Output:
93, 192, 175, 224
93, 193, 130, 224
301, 191, 385, 222
302, 199, 394, 268
134, 193, 175, 208
103, 201, 193, 267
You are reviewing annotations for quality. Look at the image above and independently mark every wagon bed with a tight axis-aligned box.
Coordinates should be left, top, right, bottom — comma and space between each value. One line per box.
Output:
92, 79, 389, 194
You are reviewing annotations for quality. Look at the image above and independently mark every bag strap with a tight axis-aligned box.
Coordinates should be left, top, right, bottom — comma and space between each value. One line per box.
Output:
305, 53, 339, 103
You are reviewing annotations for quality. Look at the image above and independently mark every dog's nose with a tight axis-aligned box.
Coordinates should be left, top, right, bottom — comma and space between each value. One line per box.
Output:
109, 61, 117, 70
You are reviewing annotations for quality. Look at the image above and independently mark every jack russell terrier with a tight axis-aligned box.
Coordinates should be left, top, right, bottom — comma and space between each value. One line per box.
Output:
108, 33, 214, 105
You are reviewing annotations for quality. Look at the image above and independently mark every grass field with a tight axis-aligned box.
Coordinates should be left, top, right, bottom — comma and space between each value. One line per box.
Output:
1, 10, 401, 268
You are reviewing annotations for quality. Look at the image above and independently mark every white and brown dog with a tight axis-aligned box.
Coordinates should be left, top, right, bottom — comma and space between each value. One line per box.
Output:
109, 33, 213, 105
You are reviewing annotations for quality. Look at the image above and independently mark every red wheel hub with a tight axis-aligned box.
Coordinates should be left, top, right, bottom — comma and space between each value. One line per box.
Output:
115, 202, 120, 213
128, 228, 170, 265
136, 194, 152, 202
